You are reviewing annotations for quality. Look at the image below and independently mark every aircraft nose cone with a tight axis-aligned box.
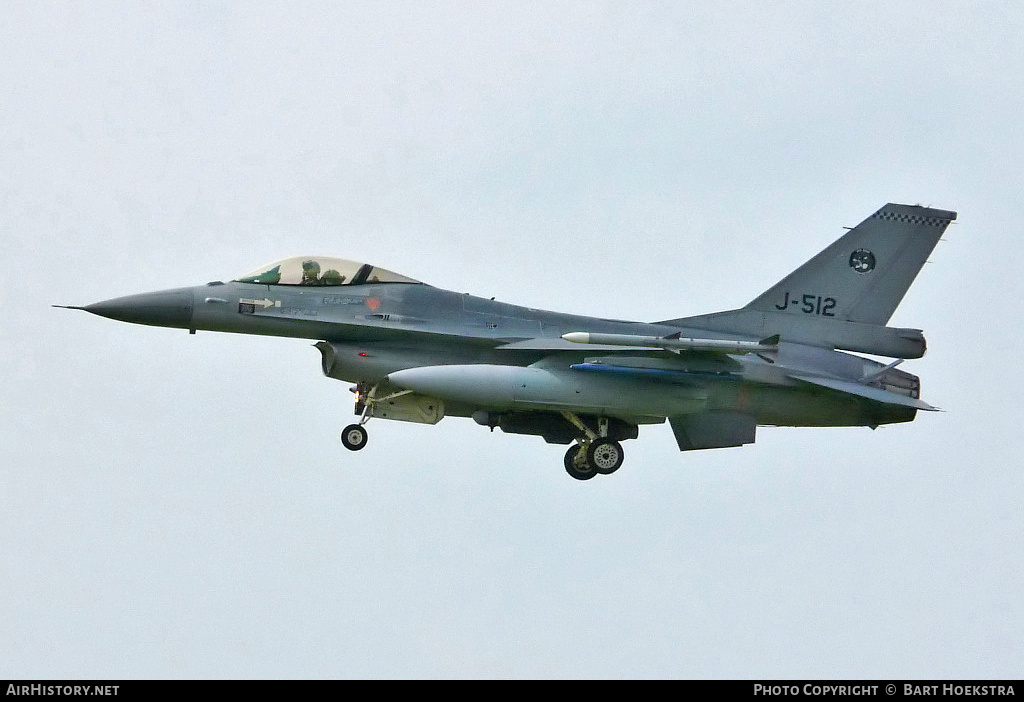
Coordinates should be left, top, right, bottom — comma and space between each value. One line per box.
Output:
84, 288, 194, 329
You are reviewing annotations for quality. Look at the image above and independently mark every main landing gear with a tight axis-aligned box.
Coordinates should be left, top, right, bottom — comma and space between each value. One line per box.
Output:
560, 412, 626, 481
563, 439, 625, 480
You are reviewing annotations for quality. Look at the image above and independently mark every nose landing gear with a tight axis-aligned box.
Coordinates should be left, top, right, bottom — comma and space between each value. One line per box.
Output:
341, 382, 374, 452
341, 382, 429, 452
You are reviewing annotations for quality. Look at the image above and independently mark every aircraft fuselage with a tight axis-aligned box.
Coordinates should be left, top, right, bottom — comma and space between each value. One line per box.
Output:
81, 279, 917, 432
64, 203, 951, 479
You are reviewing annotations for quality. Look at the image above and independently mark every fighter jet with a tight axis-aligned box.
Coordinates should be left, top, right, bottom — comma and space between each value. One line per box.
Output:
59, 203, 954, 480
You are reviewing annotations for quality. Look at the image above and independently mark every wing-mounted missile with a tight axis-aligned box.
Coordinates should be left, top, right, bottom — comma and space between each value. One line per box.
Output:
561, 331, 779, 356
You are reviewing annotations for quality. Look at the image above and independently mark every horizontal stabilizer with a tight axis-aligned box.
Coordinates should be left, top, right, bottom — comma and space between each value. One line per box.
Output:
791, 374, 938, 411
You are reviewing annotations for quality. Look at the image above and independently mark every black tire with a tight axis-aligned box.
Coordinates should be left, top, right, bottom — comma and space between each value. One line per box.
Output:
341, 424, 368, 451
563, 444, 596, 481
587, 439, 624, 474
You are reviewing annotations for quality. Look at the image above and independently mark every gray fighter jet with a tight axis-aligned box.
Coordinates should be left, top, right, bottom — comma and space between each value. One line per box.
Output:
59, 203, 954, 480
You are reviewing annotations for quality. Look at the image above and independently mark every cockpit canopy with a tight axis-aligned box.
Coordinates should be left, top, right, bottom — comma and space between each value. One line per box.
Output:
234, 256, 422, 287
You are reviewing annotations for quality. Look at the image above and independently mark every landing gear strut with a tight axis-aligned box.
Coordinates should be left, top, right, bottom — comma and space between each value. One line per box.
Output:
341, 382, 373, 452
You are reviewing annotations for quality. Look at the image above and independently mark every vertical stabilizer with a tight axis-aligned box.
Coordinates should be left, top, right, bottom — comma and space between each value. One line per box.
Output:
744, 204, 956, 326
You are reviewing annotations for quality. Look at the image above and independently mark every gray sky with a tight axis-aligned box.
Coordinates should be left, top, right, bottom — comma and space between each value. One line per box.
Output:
2, 0, 1021, 679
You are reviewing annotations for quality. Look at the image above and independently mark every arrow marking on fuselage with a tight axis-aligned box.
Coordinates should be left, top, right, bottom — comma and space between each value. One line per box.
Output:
239, 298, 281, 309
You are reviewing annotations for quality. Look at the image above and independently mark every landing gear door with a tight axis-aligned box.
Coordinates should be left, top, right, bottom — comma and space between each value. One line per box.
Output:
368, 393, 445, 424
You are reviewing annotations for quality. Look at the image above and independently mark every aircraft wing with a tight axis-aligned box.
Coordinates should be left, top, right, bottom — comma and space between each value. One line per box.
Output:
789, 374, 938, 411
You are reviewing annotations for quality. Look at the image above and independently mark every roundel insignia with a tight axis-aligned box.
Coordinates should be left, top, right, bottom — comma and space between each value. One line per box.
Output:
849, 248, 876, 274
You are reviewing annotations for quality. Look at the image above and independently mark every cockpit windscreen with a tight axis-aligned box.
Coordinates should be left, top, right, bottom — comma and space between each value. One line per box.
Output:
235, 257, 421, 286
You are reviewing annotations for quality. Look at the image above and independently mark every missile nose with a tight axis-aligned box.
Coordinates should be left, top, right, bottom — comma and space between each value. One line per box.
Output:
82, 288, 195, 329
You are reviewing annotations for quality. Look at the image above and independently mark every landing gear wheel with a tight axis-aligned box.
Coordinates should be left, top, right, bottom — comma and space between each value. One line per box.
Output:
563, 444, 596, 481
587, 439, 624, 475
341, 424, 368, 451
